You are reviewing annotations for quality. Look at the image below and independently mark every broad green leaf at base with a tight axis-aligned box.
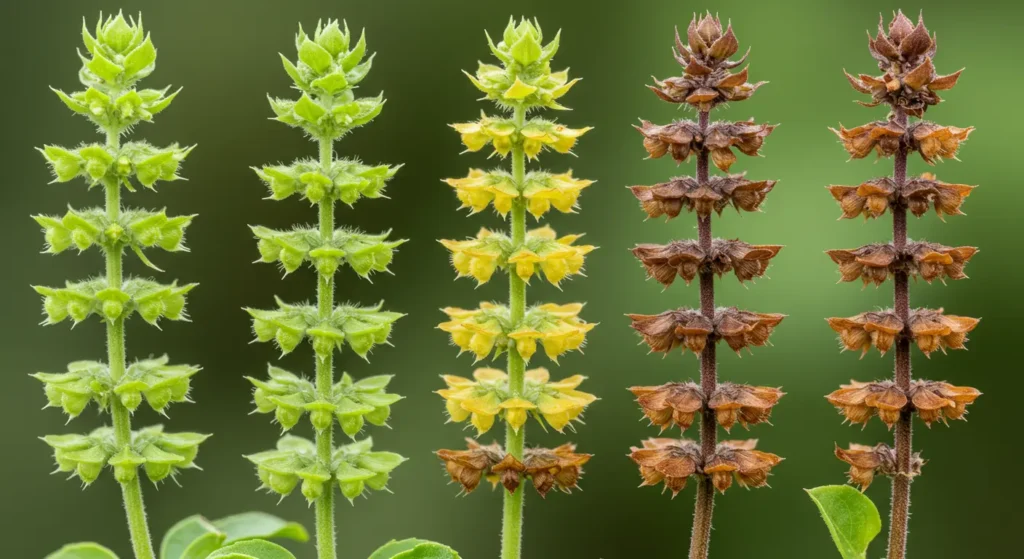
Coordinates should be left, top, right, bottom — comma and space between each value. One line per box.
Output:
206, 540, 296, 559
45, 542, 120, 559
212, 512, 309, 544
806, 485, 882, 559
369, 539, 461, 559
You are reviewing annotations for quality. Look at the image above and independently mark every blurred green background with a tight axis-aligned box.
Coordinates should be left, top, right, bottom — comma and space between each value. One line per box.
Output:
2, 0, 1020, 557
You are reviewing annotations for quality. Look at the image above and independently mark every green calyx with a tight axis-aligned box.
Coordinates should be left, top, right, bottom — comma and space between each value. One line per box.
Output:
252, 226, 405, 278
246, 435, 406, 504
254, 158, 400, 206
247, 367, 402, 436
472, 17, 577, 110
247, 298, 403, 358
33, 355, 199, 418
35, 208, 193, 271
272, 20, 382, 140
40, 142, 193, 191
35, 277, 196, 325
42, 425, 210, 486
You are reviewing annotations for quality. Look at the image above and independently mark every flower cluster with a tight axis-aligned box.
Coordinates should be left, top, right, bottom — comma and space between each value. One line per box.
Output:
453, 116, 591, 159
827, 308, 979, 356
828, 172, 975, 220
255, 159, 399, 206
247, 435, 405, 503
248, 299, 401, 357
629, 307, 785, 355
630, 382, 783, 433
445, 169, 593, 218
828, 379, 980, 428
247, 366, 402, 435
834, 443, 924, 491
34, 356, 199, 418
43, 425, 208, 486
252, 225, 404, 277
633, 239, 782, 287
41, 142, 192, 191
635, 119, 774, 172
441, 225, 594, 286
439, 302, 594, 362
37, 277, 195, 326
437, 440, 591, 498
833, 120, 973, 163
630, 438, 783, 497
630, 175, 775, 219
648, 15, 765, 111
827, 241, 977, 286
437, 367, 596, 434
846, 11, 962, 117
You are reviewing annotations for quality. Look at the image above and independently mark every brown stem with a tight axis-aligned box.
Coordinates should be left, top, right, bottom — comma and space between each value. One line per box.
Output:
690, 109, 716, 559
887, 109, 913, 559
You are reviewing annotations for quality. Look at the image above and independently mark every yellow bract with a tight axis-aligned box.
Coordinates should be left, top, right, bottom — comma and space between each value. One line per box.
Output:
449, 117, 592, 160
443, 169, 518, 216
436, 367, 596, 434
509, 226, 595, 286
520, 123, 593, 159
438, 302, 594, 362
439, 228, 503, 285
522, 171, 594, 218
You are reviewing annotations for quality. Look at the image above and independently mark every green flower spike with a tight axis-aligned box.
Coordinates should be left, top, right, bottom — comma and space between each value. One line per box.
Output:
246, 19, 407, 559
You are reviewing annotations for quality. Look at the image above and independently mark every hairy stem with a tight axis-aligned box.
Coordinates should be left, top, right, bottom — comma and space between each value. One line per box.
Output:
315, 136, 338, 559
690, 109, 716, 559
105, 128, 156, 559
501, 105, 528, 559
887, 109, 912, 559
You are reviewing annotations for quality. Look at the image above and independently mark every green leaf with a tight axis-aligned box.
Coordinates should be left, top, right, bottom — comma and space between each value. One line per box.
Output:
368, 539, 461, 559
45, 542, 120, 559
806, 485, 882, 559
159, 514, 224, 559
211, 512, 310, 544
206, 540, 297, 559
180, 533, 226, 559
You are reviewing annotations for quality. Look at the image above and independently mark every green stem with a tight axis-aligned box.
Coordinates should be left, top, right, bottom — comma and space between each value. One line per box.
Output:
314, 136, 338, 559
501, 105, 527, 559
105, 127, 156, 559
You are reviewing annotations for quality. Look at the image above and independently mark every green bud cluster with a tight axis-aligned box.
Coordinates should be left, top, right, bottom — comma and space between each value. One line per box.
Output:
35, 277, 195, 325
247, 367, 401, 436
468, 18, 578, 111
247, 435, 404, 504
255, 158, 399, 206
34, 13, 204, 557
252, 226, 404, 278
34, 356, 199, 418
43, 426, 209, 486
247, 298, 401, 358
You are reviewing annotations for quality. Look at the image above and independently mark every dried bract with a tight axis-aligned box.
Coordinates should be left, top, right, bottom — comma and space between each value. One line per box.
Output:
436, 439, 506, 494
522, 443, 591, 498
827, 242, 977, 286
835, 443, 922, 491
629, 176, 775, 220
636, 120, 775, 172
703, 439, 783, 493
826, 380, 908, 428
828, 308, 980, 356
907, 380, 981, 426
828, 173, 975, 220
708, 383, 784, 431
629, 382, 704, 432
632, 239, 782, 287
629, 438, 702, 497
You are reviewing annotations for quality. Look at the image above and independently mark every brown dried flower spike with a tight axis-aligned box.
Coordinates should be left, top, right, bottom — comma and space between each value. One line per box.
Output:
626, 14, 782, 558
436, 439, 591, 498
826, 11, 980, 558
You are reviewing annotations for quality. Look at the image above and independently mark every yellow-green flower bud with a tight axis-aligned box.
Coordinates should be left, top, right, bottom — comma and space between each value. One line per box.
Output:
339, 413, 364, 438
268, 472, 299, 496
339, 479, 364, 501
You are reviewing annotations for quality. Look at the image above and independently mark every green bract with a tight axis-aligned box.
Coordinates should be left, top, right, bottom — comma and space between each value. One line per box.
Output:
247, 299, 401, 358
247, 435, 405, 504
252, 226, 405, 277
255, 159, 400, 205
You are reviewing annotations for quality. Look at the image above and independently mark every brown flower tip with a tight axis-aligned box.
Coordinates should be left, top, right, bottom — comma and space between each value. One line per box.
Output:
437, 441, 591, 497
632, 238, 783, 287
826, 380, 907, 428
828, 308, 980, 357
704, 439, 783, 493
630, 175, 776, 220
908, 380, 981, 426
831, 120, 973, 163
629, 382, 704, 432
647, 13, 764, 111
827, 242, 977, 286
708, 383, 785, 431
436, 438, 506, 494
847, 11, 960, 117
628, 307, 785, 356
635, 119, 775, 172
835, 442, 923, 491
828, 173, 975, 220
629, 437, 702, 497
523, 443, 592, 498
